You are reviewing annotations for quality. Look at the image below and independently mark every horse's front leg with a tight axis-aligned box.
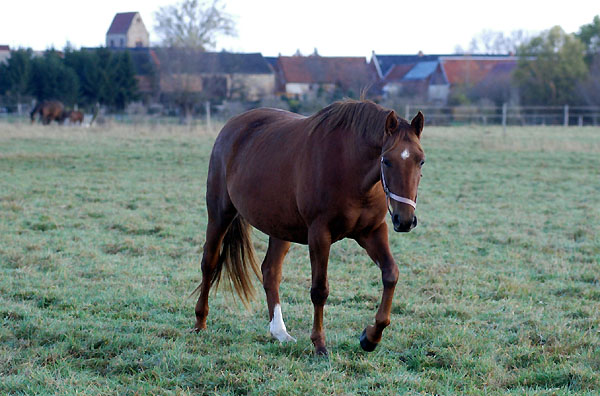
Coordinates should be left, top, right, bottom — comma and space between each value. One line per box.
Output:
355, 222, 399, 352
308, 225, 332, 355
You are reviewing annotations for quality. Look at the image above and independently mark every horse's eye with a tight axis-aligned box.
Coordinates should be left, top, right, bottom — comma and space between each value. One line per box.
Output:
382, 158, 391, 167
420, 160, 425, 167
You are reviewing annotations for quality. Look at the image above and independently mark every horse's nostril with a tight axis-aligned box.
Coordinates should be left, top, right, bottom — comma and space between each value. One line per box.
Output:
412, 216, 418, 228
392, 214, 400, 224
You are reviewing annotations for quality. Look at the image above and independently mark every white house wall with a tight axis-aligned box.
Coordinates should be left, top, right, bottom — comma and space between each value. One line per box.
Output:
106, 34, 127, 48
285, 83, 311, 96
231, 74, 275, 101
126, 14, 150, 47
428, 84, 449, 103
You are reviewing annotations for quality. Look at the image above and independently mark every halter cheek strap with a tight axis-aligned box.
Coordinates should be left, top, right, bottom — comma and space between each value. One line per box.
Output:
380, 157, 417, 212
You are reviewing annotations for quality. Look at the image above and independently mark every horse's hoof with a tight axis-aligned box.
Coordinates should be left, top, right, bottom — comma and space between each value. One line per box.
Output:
359, 329, 378, 352
190, 322, 206, 333
315, 346, 329, 356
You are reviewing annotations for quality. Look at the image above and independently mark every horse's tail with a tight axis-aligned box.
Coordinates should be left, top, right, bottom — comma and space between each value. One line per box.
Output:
194, 215, 262, 306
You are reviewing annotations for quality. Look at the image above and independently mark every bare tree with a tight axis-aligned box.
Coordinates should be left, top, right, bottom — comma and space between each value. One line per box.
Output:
464, 30, 533, 54
154, 0, 236, 50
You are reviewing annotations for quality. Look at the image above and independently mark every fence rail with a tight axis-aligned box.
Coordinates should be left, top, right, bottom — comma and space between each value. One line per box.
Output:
403, 104, 600, 127
2, 104, 600, 127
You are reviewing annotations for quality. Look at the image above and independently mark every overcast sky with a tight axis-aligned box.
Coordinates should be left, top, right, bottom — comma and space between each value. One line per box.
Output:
1, 0, 597, 57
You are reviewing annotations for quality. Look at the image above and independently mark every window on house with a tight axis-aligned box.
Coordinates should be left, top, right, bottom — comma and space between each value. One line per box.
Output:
110, 39, 114, 47
120, 38, 124, 47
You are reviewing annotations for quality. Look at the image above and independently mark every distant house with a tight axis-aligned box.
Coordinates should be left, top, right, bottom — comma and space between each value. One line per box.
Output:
106, 12, 149, 48
469, 60, 519, 105
372, 52, 518, 104
440, 56, 518, 86
371, 52, 442, 79
381, 60, 449, 103
372, 53, 451, 103
133, 49, 275, 102
273, 55, 378, 98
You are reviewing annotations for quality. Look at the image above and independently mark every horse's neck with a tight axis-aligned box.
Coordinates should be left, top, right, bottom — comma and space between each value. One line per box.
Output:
353, 141, 383, 194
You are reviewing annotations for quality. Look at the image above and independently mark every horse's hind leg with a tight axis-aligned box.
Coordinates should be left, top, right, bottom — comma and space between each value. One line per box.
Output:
193, 194, 237, 331
355, 223, 399, 352
262, 237, 295, 342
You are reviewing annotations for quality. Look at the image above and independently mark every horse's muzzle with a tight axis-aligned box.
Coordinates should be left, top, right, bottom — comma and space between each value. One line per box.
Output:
392, 214, 417, 232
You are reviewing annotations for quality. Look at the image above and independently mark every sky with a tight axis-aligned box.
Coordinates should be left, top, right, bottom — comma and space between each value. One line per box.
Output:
1, 0, 597, 58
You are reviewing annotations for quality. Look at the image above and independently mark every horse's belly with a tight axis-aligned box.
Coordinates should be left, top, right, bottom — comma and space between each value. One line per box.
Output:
250, 218, 308, 244
240, 207, 308, 244
229, 187, 308, 244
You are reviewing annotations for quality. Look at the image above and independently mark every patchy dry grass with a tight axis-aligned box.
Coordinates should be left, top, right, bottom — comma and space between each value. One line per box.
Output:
1, 123, 599, 395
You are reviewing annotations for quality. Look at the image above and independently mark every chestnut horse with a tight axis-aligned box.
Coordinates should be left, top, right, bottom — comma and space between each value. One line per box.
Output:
67, 110, 84, 124
30, 100, 66, 125
193, 100, 425, 355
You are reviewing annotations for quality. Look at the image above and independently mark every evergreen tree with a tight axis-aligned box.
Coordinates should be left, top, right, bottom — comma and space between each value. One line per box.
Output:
0, 48, 33, 104
64, 48, 102, 107
95, 47, 118, 108
29, 50, 79, 105
112, 51, 139, 110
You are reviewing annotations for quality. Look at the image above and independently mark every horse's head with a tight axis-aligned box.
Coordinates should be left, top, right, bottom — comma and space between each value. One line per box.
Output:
380, 111, 425, 232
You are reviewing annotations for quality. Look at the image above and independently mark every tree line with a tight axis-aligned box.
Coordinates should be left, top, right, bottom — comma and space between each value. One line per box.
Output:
0, 47, 139, 111
1, 6, 598, 113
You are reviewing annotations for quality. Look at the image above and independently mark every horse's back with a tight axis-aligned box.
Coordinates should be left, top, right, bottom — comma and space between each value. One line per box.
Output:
210, 108, 310, 242
213, 107, 307, 169
216, 108, 303, 145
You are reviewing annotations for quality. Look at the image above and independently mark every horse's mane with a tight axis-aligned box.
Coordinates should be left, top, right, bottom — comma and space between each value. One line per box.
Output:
306, 99, 411, 144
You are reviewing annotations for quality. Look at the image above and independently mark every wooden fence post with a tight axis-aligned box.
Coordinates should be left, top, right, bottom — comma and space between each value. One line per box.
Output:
205, 101, 211, 132
502, 103, 507, 135
563, 105, 569, 127
405, 104, 410, 121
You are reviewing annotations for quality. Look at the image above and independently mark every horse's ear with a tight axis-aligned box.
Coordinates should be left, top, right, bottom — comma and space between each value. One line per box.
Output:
411, 111, 424, 139
385, 111, 399, 135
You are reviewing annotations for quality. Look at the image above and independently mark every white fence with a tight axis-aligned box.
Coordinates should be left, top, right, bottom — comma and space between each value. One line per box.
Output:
3, 103, 600, 127
403, 105, 600, 127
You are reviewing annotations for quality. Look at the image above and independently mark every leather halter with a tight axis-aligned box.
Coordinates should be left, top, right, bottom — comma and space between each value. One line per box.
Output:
380, 157, 417, 215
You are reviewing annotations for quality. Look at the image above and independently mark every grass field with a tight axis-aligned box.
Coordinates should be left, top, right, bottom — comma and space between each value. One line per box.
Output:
0, 122, 599, 395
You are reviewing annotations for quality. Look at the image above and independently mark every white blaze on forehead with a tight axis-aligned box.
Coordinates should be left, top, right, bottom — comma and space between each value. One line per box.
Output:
401, 149, 410, 160
269, 304, 296, 343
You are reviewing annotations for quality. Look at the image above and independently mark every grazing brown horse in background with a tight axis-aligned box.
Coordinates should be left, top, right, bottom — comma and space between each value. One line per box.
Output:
30, 100, 67, 125
193, 100, 425, 355
67, 110, 84, 124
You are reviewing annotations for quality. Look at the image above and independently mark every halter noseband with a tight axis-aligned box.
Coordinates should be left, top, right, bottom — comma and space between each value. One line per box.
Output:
380, 157, 417, 215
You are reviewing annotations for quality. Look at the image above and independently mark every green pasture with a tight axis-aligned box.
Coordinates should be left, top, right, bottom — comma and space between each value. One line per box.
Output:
0, 122, 599, 395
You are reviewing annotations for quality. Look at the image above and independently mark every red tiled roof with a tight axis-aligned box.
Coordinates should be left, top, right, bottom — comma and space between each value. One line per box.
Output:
107, 12, 137, 34
277, 56, 376, 87
441, 58, 517, 86
384, 64, 415, 82
0, 45, 9, 51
